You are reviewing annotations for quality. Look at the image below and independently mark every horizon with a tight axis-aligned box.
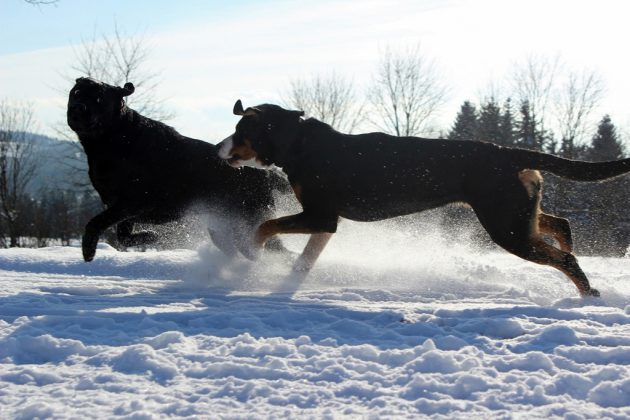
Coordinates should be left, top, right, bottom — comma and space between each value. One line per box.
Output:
2, 0, 630, 147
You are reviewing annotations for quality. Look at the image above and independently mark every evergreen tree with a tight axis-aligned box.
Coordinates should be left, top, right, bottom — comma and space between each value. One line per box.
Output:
515, 100, 547, 151
477, 98, 502, 144
587, 115, 624, 161
546, 133, 559, 155
581, 115, 628, 255
448, 101, 478, 141
515, 100, 536, 150
559, 136, 576, 159
498, 98, 516, 147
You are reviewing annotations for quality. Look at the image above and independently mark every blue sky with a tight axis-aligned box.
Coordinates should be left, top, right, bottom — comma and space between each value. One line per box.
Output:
2, 0, 630, 143
0, 0, 260, 55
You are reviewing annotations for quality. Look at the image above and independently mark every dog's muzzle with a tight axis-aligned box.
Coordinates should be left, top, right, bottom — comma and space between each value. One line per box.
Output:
217, 135, 233, 159
69, 102, 87, 115
217, 135, 246, 167
68, 102, 89, 124
217, 135, 267, 169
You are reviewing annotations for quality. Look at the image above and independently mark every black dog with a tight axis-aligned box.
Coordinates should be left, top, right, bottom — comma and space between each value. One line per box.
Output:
218, 100, 630, 297
67, 78, 290, 262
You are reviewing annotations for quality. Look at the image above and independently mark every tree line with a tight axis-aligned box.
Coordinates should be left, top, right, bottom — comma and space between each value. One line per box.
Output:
0, 35, 628, 255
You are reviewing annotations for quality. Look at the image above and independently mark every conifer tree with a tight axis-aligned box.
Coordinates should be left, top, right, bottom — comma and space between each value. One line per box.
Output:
515, 100, 547, 151
587, 115, 624, 161
477, 98, 502, 144
448, 101, 478, 141
498, 98, 516, 147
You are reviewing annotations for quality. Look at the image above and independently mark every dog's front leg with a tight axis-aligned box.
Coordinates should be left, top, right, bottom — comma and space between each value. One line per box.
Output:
293, 233, 334, 272
250, 212, 337, 271
83, 204, 135, 262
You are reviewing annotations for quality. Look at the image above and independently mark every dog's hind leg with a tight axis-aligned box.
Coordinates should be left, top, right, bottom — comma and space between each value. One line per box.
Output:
207, 226, 238, 258
116, 220, 158, 248
538, 213, 573, 252
478, 212, 598, 296
264, 236, 294, 255
471, 175, 598, 297
522, 237, 598, 297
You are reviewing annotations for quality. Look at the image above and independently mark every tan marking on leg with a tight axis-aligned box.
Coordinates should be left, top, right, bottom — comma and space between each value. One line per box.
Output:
255, 214, 325, 246
255, 218, 288, 247
293, 233, 333, 272
538, 213, 573, 252
518, 169, 544, 236
518, 170, 543, 198
524, 236, 598, 297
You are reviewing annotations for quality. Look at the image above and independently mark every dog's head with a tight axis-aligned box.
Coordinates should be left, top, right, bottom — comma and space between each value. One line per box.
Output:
218, 100, 304, 169
67, 77, 135, 135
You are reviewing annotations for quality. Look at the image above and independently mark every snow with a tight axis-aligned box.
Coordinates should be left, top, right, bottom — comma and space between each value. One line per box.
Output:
1, 219, 629, 418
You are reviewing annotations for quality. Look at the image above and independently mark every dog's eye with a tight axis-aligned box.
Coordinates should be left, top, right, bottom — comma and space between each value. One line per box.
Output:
96, 97, 101, 104
74, 90, 80, 95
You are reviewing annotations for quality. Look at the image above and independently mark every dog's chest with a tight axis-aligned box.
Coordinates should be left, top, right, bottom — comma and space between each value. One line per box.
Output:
88, 154, 141, 202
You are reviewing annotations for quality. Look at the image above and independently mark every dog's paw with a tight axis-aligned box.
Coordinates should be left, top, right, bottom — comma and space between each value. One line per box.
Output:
82, 234, 98, 262
582, 288, 601, 298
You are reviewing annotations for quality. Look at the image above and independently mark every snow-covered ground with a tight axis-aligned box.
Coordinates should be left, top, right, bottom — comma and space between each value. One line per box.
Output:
1, 219, 629, 419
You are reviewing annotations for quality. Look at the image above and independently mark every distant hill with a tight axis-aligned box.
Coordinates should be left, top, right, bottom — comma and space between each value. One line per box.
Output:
12, 132, 88, 195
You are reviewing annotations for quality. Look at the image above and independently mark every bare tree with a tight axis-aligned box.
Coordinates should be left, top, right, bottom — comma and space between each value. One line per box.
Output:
368, 45, 448, 137
68, 23, 172, 120
284, 73, 365, 133
24, 0, 58, 4
554, 69, 605, 155
510, 53, 562, 131
0, 101, 38, 247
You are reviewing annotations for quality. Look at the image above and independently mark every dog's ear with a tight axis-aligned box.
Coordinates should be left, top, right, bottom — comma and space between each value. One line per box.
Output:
233, 99, 259, 117
117, 82, 135, 97
233, 99, 245, 115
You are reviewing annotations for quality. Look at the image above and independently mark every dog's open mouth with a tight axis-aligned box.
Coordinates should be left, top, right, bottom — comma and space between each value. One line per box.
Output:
227, 155, 243, 167
227, 155, 269, 169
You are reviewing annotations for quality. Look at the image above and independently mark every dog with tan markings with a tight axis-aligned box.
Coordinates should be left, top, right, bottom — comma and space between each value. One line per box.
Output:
218, 100, 630, 297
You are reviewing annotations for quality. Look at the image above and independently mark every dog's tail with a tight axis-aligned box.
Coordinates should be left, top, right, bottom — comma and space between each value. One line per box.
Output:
512, 149, 630, 182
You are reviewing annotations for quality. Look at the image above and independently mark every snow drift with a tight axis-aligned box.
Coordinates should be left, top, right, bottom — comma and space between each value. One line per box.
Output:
0, 219, 629, 418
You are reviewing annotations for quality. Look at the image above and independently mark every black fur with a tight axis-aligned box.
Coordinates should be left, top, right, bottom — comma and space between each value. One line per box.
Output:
67, 78, 289, 261
220, 100, 630, 297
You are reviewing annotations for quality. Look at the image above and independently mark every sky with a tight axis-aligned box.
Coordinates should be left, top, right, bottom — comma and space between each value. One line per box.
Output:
2, 0, 630, 145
